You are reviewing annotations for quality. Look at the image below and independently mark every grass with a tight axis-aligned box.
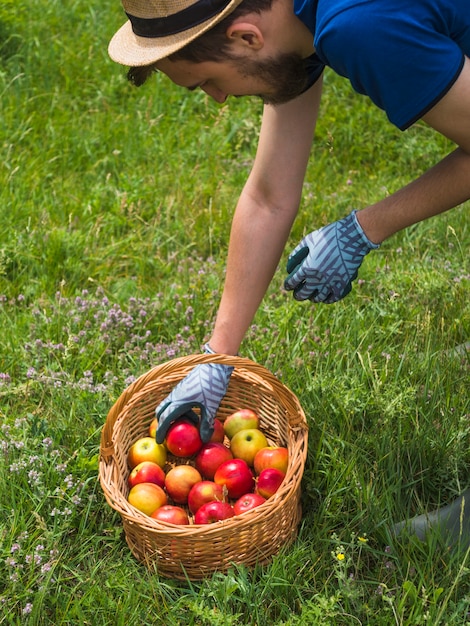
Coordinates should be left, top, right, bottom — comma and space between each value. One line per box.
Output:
1, 1, 469, 623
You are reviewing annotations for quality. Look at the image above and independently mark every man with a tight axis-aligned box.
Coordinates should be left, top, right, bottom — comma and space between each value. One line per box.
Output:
110, 0, 470, 546
109, 0, 469, 443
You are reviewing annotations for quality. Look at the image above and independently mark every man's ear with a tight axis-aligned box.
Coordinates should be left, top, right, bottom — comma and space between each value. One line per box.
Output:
226, 22, 264, 50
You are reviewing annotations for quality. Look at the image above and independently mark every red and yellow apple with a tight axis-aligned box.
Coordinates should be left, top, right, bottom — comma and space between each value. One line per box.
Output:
253, 446, 289, 475
128, 461, 165, 489
165, 464, 202, 504
256, 468, 285, 499
150, 504, 190, 525
188, 480, 225, 514
214, 458, 255, 500
195, 442, 233, 480
230, 428, 268, 466
127, 437, 167, 469
148, 417, 158, 438
165, 419, 203, 458
209, 418, 225, 443
128, 482, 167, 516
223, 408, 259, 439
194, 501, 235, 524
233, 492, 266, 515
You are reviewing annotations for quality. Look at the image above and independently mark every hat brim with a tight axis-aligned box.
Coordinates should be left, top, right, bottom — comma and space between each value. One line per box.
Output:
108, 0, 245, 67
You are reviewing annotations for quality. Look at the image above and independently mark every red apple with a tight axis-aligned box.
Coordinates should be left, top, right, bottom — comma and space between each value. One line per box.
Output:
195, 442, 233, 480
148, 417, 158, 438
188, 480, 225, 514
127, 437, 167, 470
194, 501, 235, 524
223, 409, 259, 439
214, 458, 255, 500
209, 418, 225, 443
256, 468, 285, 499
230, 428, 268, 466
150, 504, 190, 525
165, 419, 203, 458
233, 492, 267, 515
253, 446, 289, 475
128, 482, 167, 516
128, 461, 165, 489
165, 464, 202, 504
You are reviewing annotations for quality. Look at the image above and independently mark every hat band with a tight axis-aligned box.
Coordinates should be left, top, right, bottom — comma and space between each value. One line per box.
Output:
127, 0, 233, 39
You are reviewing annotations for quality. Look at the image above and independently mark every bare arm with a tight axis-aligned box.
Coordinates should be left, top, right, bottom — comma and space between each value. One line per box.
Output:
357, 57, 470, 243
209, 80, 323, 355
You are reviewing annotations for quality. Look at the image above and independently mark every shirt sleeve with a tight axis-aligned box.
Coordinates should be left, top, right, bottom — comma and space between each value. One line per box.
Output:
303, 53, 325, 91
314, 5, 465, 129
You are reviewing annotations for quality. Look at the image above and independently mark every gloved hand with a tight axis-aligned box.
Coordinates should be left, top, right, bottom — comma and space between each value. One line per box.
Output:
284, 210, 380, 304
155, 344, 233, 444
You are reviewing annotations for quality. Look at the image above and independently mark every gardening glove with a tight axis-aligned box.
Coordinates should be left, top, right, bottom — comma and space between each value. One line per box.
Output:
155, 344, 233, 444
284, 210, 379, 304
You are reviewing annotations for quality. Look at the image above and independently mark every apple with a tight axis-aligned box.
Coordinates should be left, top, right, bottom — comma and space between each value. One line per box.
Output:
188, 480, 225, 514
165, 419, 203, 458
195, 442, 233, 480
148, 417, 158, 438
256, 468, 285, 499
233, 492, 267, 515
209, 418, 225, 443
214, 458, 255, 500
223, 408, 259, 439
253, 446, 289, 475
128, 461, 165, 489
230, 428, 268, 466
127, 437, 167, 469
150, 504, 190, 525
128, 482, 167, 516
194, 501, 235, 524
165, 464, 202, 504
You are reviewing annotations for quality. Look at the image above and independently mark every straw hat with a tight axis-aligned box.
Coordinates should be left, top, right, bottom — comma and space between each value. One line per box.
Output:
109, 0, 246, 66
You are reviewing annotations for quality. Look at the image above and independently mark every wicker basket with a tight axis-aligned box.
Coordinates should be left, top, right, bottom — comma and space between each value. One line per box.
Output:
99, 353, 308, 580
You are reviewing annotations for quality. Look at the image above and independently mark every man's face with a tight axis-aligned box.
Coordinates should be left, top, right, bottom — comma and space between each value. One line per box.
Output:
156, 50, 309, 105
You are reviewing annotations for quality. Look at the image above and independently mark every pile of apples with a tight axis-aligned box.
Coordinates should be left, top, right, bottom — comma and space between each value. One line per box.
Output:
126, 409, 289, 525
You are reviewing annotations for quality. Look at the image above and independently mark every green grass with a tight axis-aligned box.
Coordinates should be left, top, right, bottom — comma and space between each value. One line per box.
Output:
1, 1, 469, 624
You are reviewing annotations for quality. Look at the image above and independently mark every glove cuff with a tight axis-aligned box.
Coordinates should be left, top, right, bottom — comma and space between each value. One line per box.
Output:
351, 210, 381, 250
204, 343, 239, 357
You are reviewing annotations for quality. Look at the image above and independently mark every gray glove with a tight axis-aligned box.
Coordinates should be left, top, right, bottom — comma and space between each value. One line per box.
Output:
155, 344, 233, 444
284, 210, 379, 304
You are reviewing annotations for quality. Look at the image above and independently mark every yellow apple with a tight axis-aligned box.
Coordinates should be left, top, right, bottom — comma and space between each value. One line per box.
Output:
127, 437, 167, 470
230, 428, 268, 466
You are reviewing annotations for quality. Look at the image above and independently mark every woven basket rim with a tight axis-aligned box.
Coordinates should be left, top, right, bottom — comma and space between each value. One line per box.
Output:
100, 353, 307, 460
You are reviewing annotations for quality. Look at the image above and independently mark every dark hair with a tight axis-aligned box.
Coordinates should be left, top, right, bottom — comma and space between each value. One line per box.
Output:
127, 0, 274, 86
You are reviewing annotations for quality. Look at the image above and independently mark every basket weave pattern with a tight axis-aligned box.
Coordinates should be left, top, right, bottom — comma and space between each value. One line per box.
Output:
99, 354, 308, 580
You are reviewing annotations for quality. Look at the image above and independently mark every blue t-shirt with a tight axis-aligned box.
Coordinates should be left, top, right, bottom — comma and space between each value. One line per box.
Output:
294, 0, 470, 130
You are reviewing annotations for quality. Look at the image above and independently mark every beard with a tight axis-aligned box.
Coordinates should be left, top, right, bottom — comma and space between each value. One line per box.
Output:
235, 51, 310, 105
